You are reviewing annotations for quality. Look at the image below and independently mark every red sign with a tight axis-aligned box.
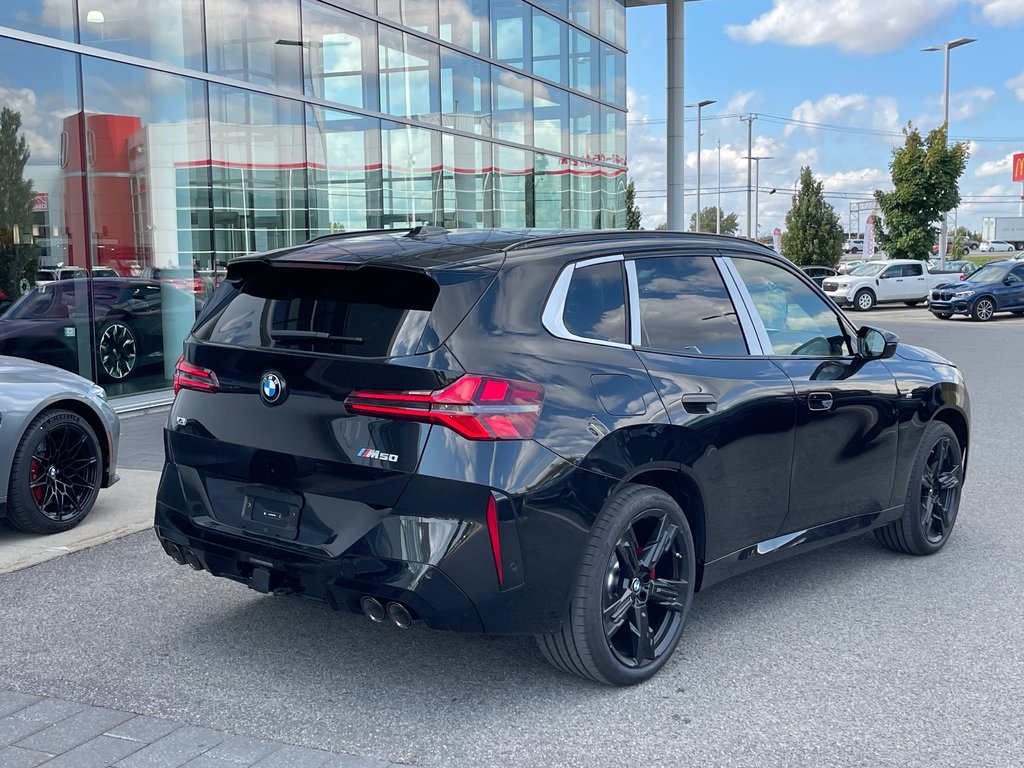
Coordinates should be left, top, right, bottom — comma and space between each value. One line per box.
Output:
31, 192, 48, 212
1013, 153, 1024, 183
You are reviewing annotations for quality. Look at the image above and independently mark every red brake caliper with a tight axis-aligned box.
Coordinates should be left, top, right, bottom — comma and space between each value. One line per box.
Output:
30, 459, 43, 503
637, 545, 655, 580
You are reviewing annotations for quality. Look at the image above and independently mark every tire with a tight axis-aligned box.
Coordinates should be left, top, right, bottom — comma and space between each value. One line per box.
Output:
903, 301, 921, 307
962, 247, 970, 256
970, 297, 995, 322
854, 289, 876, 311
874, 422, 962, 556
536, 485, 695, 686
6, 409, 102, 534
933, 312, 952, 320
97, 321, 137, 380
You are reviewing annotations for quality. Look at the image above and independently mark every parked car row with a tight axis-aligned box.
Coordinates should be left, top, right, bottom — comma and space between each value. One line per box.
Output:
929, 260, 1024, 321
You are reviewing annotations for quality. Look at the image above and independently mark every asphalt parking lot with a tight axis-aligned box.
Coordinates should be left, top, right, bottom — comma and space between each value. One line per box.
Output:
1, 305, 1022, 767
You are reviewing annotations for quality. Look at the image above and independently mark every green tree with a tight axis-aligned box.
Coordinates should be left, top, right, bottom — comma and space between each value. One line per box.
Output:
874, 123, 969, 261
625, 178, 642, 230
688, 206, 739, 235
0, 107, 35, 298
781, 166, 843, 266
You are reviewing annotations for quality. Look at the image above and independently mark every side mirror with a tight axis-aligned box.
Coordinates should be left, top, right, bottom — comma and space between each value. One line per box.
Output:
1004, 274, 1019, 285
857, 326, 898, 360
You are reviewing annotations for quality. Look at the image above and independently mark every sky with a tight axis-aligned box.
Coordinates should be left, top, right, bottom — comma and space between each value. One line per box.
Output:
624, 0, 1024, 238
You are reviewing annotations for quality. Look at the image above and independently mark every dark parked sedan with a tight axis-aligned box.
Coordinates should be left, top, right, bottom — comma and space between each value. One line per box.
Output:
800, 265, 838, 286
930, 260, 1024, 321
156, 228, 970, 685
0, 278, 200, 381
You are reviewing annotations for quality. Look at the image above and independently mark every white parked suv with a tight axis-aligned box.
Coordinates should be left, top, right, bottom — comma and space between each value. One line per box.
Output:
821, 260, 957, 311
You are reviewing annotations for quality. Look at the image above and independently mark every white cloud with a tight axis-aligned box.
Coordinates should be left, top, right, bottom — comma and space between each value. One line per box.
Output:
785, 93, 901, 137
1007, 72, 1024, 102
949, 87, 997, 121
725, 0, 957, 54
975, 153, 1013, 177
725, 91, 757, 114
625, 88, 668, 228
970, 0, 1024, 26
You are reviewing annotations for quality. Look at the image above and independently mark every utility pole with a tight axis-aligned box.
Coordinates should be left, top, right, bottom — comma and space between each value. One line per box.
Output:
716, 138, 722, 234
740, 114, 756, 238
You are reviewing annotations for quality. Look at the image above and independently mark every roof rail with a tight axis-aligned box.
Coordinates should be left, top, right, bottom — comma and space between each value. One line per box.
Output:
304, 227, 410, 244
504, 229, 769, 253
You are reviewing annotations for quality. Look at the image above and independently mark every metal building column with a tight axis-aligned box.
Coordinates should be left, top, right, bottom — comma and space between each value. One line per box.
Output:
666, 1, 685, 230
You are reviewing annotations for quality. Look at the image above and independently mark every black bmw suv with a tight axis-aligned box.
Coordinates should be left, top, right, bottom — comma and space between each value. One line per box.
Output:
155, 228, 970, 685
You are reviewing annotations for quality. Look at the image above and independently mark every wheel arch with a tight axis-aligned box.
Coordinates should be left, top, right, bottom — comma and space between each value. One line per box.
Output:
620, 467, 708, 591
932, 406, 970, 478
971, 293, 997, 310
30, 399, 112, 486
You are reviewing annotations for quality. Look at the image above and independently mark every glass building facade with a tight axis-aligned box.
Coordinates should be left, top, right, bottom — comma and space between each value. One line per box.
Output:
0, 0, 626, 398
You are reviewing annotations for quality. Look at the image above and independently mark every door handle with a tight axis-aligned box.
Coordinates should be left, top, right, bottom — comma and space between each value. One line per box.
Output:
682, 393, 718, 414
807, 392, 834, 412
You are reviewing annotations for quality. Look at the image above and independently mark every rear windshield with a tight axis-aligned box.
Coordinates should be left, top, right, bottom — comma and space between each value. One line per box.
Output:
193, 266, 440, 358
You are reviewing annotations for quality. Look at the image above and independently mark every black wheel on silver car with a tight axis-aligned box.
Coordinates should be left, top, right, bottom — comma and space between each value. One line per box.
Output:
98, 321, 137, 379
970, 298, 995, 322
6, 409, 102, 534
537, 485, 695, 685
875, 421, 962, 556
854, 289, 875, 311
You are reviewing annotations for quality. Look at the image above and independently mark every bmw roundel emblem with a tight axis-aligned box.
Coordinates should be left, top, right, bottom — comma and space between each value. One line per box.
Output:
260, 372, 286, 405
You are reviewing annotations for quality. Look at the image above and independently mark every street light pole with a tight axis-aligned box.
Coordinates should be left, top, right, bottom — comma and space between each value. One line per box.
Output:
687, 99, 716, 231
922, 37, 975, 269
745, 155, 772, 240
716, 138, 722, 234
740, 114, 756, 237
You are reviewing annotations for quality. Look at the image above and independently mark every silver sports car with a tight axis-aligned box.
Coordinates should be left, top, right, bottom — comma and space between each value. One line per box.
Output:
0, 356, 120, 534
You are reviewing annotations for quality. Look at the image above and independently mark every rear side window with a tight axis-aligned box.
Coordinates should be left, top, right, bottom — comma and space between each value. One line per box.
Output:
563, 261, 627, 344
194, 266, 440, 358
634, 256, 747, 356
904, 263, 923, 277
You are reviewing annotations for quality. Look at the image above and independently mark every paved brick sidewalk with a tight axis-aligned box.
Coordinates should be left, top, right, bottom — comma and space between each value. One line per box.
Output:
0, 690, 396, 768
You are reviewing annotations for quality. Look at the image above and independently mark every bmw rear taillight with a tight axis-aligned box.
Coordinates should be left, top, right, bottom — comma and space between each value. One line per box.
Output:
345, 375, 544, 440
173, 355, 220, 394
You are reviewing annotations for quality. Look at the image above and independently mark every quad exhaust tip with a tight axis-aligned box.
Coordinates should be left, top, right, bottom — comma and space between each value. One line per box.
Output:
360, 596, 386, 623
182, 548, 204, 571
386, 601, 413, 629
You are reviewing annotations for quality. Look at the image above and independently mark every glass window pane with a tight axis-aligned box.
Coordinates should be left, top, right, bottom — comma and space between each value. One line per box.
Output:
564, 261, 625, 343
603, 168, 625, 228
532, 10, 567, 85
440, 0, 489, 57
79, 0, 205, 70
441, 134, 492, 228
569, 29, 597, 96
441, 50, 490, 136
379, 28, 440, 120
635, 256, 748, 356
378, 0, 438, 36
303, 1, 378, 110
492, 67, 532, 144
534, 154, 569, 229
206, 0, 302, 92
602, 105, 625, 164
307, 106, 382, 234
381, 121, 442, 228
534, 84, 568, 155
569, 0, 598, 32
731, 258, 849, 356
0, 1, 75, 41
600, 0, 626, 48
570, 163, 601, 229
491, 0, 529, 71
570, 94, 599, 159
533, 0, 567, 18
209, 85, 308, 260
494, 146, 531, 227
601, 44, 625, 106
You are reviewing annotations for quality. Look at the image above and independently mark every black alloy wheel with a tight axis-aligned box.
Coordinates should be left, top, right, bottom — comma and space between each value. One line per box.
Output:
875, 421, 962, 556
98, 321, 137, 379
537, 485, 695, 685
6, 409, 102, 534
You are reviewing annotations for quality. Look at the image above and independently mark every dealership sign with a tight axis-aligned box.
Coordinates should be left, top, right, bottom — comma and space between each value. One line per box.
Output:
1013, 153, 1024, 183
31, 192, 48, 212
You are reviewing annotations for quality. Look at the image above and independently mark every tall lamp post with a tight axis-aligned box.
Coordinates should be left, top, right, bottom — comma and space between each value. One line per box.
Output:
744, 155, 772, 239
715, 138, 722, 234
687, 99, 716, 231
922, 37, 976, 268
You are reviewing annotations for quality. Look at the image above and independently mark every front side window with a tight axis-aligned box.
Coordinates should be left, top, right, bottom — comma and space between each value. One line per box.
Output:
731, 258, 849, 357
904, 263, 923, 277
634, 256, 747, 356
563, 261, 626, 343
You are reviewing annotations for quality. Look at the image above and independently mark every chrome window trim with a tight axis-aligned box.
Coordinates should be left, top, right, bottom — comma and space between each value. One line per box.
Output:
624, 259, 640, 346
718, 256, 773, 355
541, 254, 631, 349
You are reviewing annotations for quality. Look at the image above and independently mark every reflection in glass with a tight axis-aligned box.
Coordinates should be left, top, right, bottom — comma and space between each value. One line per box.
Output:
0, 1, 75, 41
600, 0, 626, 48
206, 0, 302, 92
439, 0, 489, 57
570, 94, 599, 159
492, 67, 532, 145
307, 106, 383, 235
209, 85, 308, 259
601, 44, 626, 107
494, 146, 531, 227
379, 28, 440, 121
534, 153, 569, 229
602, 105, 625, 164
533, 0, 568, 19
441, 134, 493, 229
603, 169, 626, 228
303, 1, 378, 110
564, 261, 625, 343
381, 121, 441, 228
532, 9, 567, 85
534, 84, 568, 155
79, 0, 204, 70
378, 0, 438, 36
570, 0, 598, 32
571, 164, 601, 229
569, 29, 597, 96
491, 0, 530, 71
441, 50, 490, 135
